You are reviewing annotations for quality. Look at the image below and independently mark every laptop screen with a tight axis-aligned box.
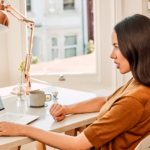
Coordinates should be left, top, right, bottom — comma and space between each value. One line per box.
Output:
0, 96, 4, 111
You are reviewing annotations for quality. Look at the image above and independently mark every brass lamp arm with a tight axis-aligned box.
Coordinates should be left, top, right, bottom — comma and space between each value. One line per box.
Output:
5, 5, 34, 28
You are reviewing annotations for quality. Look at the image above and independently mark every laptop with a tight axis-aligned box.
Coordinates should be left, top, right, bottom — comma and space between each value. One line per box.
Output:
0, 96, 39, 125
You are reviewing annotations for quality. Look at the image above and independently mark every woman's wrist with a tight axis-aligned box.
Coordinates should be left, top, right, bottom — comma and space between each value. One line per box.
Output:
63, 105, 71, 115
19, 125, 30, 136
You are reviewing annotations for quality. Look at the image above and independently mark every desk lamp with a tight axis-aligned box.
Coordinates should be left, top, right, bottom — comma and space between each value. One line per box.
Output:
0, 0, 36, 94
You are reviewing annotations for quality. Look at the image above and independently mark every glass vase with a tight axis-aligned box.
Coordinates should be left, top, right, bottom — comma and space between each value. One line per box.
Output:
16, 83, 26, 101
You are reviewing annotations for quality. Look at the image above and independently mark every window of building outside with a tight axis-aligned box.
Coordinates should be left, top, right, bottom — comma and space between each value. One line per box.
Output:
65, 35, 77, 58
51, 37, 59, 60
26, 0, 31, 12
63, 0, 75, 10
48, 0, 57, 13
26, 0, 95, 75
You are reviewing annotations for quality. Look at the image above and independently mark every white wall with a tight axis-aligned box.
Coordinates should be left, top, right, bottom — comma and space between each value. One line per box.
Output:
0, 0, 25, 88
0, 0, 10, 88
0, 32, 9, 87
142, 0, 150, 17
122, 0, 142, 17
7, 0, 24, 86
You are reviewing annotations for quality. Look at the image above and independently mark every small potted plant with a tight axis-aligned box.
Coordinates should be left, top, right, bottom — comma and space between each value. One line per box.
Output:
16, 61, 26, 101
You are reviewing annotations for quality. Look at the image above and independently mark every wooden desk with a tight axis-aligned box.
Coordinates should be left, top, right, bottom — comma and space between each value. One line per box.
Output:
0, 84, 101, 150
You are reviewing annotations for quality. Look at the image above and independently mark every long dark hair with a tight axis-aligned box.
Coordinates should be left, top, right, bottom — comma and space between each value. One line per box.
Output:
114, 14, 150, 87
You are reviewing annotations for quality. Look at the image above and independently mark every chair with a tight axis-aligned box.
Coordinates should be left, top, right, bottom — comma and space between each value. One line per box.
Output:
134, 141, 142, 150
134, 134, 150, 150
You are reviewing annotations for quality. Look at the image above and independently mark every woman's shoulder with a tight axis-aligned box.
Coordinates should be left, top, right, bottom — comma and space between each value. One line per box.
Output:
107, 78, 134, 101
108, 77, 150, 107
119, 81, 150, 108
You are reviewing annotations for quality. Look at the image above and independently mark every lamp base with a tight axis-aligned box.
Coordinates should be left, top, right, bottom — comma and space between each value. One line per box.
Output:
12, 86, 40, 95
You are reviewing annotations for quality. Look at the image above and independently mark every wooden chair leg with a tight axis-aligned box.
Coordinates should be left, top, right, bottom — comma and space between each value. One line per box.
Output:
35, 141, 46, 150
10, 146, 21, 150
65, 128, 78, 136
76, 125, 87, 133
65, 125, 87, 136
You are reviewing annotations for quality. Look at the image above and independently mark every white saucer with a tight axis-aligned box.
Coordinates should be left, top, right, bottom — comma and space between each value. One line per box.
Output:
28, 103, 48, 108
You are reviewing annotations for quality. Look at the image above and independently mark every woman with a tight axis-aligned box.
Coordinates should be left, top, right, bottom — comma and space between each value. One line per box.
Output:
0, 14, 150, 150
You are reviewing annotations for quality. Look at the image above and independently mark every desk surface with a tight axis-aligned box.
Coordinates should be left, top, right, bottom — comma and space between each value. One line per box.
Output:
0, 84, 104, 150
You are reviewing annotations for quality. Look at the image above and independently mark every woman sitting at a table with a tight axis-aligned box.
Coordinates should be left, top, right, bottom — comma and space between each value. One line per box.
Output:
0, 14, 150, 150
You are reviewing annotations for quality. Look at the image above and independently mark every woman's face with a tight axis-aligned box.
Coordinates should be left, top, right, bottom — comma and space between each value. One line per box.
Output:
110, 31, 130, 74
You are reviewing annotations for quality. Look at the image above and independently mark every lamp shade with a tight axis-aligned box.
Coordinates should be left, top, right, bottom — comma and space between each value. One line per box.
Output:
0, 10, 9, 32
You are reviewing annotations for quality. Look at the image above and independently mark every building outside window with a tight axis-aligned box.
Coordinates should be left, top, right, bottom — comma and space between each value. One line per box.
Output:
64, 35, 77, 58
63, 0, 75, 10
26, 0, 95, 75
26, 0, 31, 12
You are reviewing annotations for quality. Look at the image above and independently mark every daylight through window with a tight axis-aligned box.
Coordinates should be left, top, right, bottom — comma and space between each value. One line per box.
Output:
26, 0, 95, 74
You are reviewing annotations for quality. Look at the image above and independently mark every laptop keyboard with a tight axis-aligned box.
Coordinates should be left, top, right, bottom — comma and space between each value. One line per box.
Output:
0, 112, 25, 122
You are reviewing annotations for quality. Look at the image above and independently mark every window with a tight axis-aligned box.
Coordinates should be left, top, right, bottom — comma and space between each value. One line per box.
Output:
9, 0, 122, 91
26, 0, 96, 76
63, 0, 75, 10
51, 38, 59, 60
64, 35, 77, 58
52, 37, 57, 46
65, 48, 76, 58
48, 0, 57, 14
26, 0, 31, 12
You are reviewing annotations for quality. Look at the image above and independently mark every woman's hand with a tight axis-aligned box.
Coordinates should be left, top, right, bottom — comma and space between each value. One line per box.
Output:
0, 122, 25, 136
49, 104, 66, 121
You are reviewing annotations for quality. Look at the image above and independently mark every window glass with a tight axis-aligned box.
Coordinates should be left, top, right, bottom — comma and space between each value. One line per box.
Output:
26, 0, 31, 12
63, 0, 75, 10
65, 48, 76, 58
51, 37, 59, 60
52, 38, 57, 46
26, 0, 95, 74
65, 35, 77, 46
52, 49, 58, 60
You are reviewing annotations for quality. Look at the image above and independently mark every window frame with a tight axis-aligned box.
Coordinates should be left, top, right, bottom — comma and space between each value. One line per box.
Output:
21, 0, 101, 83
19, 0, 119, 89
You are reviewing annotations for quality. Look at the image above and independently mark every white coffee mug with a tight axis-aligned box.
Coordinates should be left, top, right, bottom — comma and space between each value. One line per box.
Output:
29, 91, 52, 107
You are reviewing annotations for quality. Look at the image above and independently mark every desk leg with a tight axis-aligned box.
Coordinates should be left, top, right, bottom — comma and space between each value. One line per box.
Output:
10, 146, 21, 150
35, 141, 46, 150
